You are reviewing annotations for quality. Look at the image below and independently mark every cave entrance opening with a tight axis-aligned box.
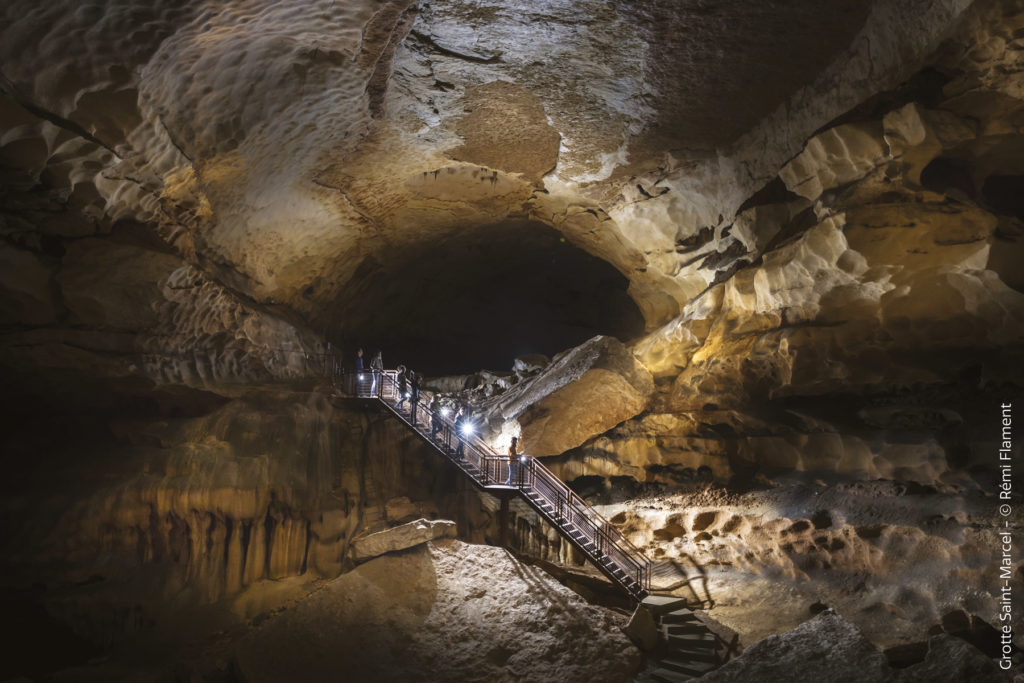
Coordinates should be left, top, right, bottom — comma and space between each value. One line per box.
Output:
330, 219, 645, 376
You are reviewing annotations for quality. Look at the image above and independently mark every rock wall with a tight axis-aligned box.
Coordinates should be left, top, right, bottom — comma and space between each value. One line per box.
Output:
1, 391, 503, 647
603, 483, 1022, 649
557, 5, 1024, 492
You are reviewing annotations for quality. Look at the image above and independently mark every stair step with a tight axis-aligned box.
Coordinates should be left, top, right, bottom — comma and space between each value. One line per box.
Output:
665, 648, 719, 664
659, 658, 717, 676
665, 632, 717, 646
661, 610, 699, 625
641, 596, 690, 615
662, 626, 706, 640
649, 668, 693, 683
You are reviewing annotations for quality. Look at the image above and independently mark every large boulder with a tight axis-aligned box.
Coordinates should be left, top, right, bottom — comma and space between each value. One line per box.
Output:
699, 612, 1014, 683
623, 604, 660, 651
481, 335, 654, 456
699, 613, 891, 683
896, 634, 1012, 682
350, 518, 456, 564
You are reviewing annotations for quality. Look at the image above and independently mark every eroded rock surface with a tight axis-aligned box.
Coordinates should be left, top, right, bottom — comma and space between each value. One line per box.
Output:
235, 540, 643, 683
350, 518, 457, 563
466, 335, 653, 456
699, 613, 1011, 683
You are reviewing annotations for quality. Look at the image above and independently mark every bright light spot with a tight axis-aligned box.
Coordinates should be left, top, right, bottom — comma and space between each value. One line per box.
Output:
440, 407, 451, 417
461, 423, 475, 436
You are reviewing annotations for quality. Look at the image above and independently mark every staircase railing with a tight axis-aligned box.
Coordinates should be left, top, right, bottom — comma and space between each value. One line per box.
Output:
524, 457, 651, 594
330, 365, 651, 599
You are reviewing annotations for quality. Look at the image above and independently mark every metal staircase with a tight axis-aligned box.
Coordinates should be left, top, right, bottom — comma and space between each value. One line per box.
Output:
334, 368, 652, 600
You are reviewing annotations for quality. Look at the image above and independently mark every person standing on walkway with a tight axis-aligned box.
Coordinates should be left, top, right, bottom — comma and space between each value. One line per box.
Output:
351, 347, 365, 394
429, 395, 443, 440
370, 350, 383, 395
506, 436, 520, 486
409, 370, 421, 425
453, 405, 467, 458
396, 365, 408, 411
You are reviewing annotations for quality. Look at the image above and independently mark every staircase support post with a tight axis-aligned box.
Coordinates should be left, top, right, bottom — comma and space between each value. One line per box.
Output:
499, 495, 510, 548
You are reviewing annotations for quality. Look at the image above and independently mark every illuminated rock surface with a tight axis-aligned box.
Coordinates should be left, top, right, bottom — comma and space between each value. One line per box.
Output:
350, 517, 457, 562
470, 335, 654, 455
236, 540, 642, 683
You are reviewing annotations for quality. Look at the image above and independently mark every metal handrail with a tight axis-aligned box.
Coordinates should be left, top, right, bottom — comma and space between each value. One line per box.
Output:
329, 363, 651, 598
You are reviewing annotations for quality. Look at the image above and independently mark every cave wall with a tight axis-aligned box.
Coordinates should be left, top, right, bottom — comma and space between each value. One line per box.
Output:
1, 391, 506, 645
532, 1, 1024, 493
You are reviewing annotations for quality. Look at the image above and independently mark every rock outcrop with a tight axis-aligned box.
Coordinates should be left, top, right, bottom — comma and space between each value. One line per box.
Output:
350, 518, 457, 563
603, 482, 1023, 657
699, 613, 1011, 683
461, 336, 654, 457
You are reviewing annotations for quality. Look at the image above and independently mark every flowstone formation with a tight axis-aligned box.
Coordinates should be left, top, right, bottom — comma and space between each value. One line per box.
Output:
2, 0, 1024, 681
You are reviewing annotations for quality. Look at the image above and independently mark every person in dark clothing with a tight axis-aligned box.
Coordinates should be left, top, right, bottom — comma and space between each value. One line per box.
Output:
369, 350, 383, 395
395, 365, 408, 410
350, 348, 366, 395
409, 370, 421, 425
429, 396, 443, 439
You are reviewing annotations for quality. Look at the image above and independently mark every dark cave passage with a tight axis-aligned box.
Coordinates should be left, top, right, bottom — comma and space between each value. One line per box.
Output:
329, 220, 645, 376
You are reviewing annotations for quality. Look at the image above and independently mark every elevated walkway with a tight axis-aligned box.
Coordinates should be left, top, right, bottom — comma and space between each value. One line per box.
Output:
334, 369, 651, 600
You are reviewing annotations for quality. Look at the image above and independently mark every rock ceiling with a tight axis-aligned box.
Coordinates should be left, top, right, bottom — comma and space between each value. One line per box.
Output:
4, 0, 1012, 383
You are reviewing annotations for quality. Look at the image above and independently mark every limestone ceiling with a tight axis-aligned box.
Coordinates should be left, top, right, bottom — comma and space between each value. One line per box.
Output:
0, 0, 1009, 377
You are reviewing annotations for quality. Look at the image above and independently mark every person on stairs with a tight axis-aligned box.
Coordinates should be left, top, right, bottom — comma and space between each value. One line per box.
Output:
395, 365, 408, 411
429, 395, 443, 440
369, 350, 383, 395
505, 436, 520, 486
453, 405, 467, 459
409, 370, 421, 425
352, 347, 365, 395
